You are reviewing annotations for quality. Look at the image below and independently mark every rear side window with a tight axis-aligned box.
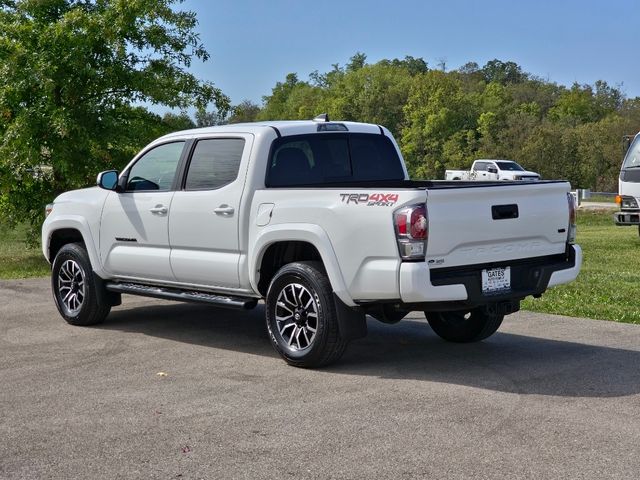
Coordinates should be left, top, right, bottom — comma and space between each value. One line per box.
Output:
266, 133, 404, 187
185, 138, 245, 190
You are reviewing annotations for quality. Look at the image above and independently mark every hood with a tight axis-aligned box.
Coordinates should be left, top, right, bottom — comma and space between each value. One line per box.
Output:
54, 186, 108, 204
516, 170, 540, 179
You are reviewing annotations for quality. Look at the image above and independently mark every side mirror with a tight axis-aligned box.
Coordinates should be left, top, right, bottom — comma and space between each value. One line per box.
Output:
487, 166, 498, 174
97, 170, 119, 191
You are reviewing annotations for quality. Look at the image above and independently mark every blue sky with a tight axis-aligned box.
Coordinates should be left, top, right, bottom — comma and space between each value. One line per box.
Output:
177, 0, 637, 107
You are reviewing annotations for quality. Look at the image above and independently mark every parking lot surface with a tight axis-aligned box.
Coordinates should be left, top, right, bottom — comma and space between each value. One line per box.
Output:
1, 278, 639, 479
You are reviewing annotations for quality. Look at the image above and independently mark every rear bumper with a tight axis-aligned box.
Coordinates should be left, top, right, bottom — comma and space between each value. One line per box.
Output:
614, 210, 640, 225
398, 244, 582, 310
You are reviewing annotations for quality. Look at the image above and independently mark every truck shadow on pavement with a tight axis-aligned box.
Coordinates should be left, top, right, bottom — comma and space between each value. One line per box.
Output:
100, 302, 640, 398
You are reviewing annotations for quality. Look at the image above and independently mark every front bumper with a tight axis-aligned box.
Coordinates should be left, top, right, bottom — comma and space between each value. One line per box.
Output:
398, 244, 582, 310
614, 210, 640, 226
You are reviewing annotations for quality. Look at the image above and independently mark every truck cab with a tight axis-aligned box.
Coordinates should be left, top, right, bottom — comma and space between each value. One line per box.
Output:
614, 133, 640, 233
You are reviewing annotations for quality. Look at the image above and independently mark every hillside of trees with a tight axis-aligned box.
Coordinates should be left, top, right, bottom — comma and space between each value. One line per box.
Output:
227, 54, 639, 192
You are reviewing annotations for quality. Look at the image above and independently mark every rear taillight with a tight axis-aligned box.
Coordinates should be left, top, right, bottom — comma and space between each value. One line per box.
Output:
394, 203, 428, 260
567, 192, 577, 244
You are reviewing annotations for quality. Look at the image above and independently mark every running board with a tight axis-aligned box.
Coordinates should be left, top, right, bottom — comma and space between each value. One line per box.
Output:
105, 282, 258, 310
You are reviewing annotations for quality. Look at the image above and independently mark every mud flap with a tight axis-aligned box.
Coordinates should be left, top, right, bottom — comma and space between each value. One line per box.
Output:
334, 294, 367, 341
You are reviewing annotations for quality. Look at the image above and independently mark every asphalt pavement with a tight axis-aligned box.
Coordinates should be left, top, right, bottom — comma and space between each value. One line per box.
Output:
1, 277, 639, 479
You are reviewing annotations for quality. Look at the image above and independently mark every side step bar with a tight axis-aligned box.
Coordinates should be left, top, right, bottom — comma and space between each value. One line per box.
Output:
105, 282, 258, 310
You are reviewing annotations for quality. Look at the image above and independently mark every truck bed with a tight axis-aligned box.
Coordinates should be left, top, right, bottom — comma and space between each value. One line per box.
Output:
286, 179, 565, 190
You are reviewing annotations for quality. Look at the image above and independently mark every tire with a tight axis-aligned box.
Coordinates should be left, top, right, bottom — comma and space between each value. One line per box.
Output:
425, 308, 504, 343
51, 243, 111, 326
265, 261, 347, 368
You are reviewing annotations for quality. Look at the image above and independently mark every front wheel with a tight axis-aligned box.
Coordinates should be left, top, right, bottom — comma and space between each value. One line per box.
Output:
52, 243, 111, 326
265, 261, 347, 368
425, 308, 504, 343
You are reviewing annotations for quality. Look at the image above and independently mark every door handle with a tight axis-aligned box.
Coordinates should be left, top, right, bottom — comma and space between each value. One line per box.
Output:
149, 205, 168, 215
214, 205, 235, 216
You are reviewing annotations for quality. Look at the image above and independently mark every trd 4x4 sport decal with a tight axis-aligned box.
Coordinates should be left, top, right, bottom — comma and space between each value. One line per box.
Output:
339, 193, 399, 207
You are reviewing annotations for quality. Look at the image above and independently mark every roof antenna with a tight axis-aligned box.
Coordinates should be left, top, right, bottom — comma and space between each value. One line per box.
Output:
313, 113, 329, 122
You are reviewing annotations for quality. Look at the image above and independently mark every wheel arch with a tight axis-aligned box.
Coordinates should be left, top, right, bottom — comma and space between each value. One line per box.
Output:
49, 228, 85, 262
43, 216, 104, 277
250, 224, 354, 306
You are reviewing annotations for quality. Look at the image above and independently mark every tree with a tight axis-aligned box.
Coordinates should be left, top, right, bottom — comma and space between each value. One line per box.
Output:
346, 52, 367, 72
482, 59, 527, 85
195, 108, 228, 127
326, 61, 414, 135
260, 56, 416, 135
162, 112, 196, 131
229, 100, 261, 124
0, 0, 229, 240
401, 71, 476, 178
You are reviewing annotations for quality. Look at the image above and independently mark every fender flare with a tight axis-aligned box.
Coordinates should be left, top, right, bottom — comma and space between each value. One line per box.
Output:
42, 215, 107, 278
249, 223, 355, 307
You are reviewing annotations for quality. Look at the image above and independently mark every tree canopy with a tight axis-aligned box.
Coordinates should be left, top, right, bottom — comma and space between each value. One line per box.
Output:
0, 0, 228, 239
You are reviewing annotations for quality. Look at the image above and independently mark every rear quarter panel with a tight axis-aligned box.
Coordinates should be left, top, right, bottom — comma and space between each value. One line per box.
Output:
249, 188, 426, 304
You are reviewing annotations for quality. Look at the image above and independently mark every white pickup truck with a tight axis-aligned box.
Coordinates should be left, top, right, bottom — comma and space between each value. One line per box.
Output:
42, 117, 581, 367
446, 159, 540, 181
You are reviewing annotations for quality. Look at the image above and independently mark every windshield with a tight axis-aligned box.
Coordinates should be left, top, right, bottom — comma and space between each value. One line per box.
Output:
622, 136, 640, 169
495, 161, 525, 171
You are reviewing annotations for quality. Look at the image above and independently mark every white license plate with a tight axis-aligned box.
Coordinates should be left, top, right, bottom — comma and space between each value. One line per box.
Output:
482, 267, 511, 294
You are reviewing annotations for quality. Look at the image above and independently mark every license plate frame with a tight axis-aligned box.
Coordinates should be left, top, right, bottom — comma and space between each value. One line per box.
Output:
482, 267, 511, 295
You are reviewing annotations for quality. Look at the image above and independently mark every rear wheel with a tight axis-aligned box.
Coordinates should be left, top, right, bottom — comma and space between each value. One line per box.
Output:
52, 243, 110, 326
265, 261, 347, 368
425, 308, 504, 343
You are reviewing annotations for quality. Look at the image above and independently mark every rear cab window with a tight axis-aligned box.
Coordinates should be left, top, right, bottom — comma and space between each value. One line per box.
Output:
266, 133, 404, 187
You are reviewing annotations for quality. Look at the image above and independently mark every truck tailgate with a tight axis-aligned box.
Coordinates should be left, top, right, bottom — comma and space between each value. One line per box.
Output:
425, 182, 570, 268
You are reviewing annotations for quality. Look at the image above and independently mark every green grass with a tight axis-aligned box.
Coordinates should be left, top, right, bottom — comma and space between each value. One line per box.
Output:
523, 209, 640, 324
1, 211, 638, 324
0, 223, 50, 279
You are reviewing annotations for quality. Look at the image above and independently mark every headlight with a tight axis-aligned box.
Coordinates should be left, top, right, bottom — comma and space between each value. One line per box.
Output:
621, 196, 639, 209
45, 203, 54, 217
